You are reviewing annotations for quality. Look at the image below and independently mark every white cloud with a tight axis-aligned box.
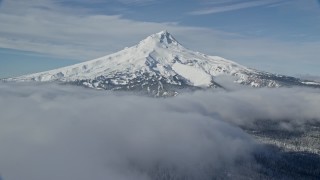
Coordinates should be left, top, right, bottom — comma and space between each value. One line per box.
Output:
116, 0, 156, 6
0, 0, 184, 59
1, 83, 320, 179
0, 83, 257, 180
190, 0, 283, 15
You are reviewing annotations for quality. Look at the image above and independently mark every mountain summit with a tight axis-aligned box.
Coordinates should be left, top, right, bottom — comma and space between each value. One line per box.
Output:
5, 31, 319, 96
141, 30, 181, 46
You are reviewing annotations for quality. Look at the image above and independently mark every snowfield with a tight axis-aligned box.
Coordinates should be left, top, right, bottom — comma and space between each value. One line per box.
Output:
6, 31, 253, 85
4, 31, 319, 96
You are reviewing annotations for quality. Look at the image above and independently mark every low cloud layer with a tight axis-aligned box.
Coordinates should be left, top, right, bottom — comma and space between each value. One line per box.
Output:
0, 83, 256, 180
0, 83, 320, 179
176, 87, 320, 130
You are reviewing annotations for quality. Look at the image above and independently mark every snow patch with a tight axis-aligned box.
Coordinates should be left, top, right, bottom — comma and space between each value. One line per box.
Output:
6, 31, 274, 89
302, 81, 320, 85
172, 63, 212, 87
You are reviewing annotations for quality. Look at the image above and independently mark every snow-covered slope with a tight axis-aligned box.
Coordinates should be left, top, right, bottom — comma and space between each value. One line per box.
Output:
5, 31, 318, 96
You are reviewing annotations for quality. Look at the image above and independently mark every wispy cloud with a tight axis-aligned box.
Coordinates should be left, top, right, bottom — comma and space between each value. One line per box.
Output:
116, 0, 156, 6
190, 0, 284, 15
0, 0, 171, 59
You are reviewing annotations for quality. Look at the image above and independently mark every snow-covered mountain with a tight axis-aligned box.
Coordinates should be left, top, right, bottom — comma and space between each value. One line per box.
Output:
5, 31, 320, 96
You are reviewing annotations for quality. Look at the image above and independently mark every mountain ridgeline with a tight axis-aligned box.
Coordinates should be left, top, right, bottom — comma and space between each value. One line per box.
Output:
5, 31, 320, 96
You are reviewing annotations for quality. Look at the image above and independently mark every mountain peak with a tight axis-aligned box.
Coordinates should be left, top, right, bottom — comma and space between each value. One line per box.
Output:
8, 30, 314, 96
157, 30, 169, 35
140, 30, 181, 47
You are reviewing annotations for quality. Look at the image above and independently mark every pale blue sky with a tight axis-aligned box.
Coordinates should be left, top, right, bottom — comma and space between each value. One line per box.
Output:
0, 0, 320, 78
